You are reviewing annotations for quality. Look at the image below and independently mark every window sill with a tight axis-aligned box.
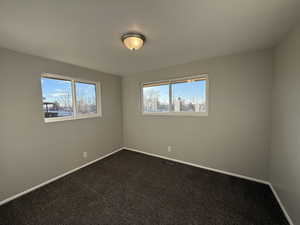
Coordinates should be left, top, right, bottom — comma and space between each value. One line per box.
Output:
44, 114, 101, 123
142, 112, 208, 117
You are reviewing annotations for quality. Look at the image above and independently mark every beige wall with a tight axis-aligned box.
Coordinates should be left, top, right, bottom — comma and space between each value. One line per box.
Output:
1, 27, 299, 222
123, 49, 273, 180
270, 24, 300, 224
0, 48, 123, 202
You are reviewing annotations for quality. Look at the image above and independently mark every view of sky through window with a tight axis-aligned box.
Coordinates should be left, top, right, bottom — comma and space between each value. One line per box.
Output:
143, 84, 169, 112
143, 78, 207, 113
75, 82, 97, 114
172, 80, 206, 112
41, 75, 100, 122
41, 77, 73, 118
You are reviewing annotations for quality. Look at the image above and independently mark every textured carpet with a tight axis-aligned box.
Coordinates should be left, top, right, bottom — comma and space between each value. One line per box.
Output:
0, 150, 288, 225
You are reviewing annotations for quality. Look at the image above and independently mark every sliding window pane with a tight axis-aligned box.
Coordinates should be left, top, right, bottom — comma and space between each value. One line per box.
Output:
75, 82, 97, 114
41, 77, 73, 118
171, 80, 207, 112
143, 84, 169, 113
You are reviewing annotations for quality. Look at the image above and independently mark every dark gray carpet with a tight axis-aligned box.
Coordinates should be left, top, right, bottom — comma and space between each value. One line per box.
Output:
0, 149, 288, 225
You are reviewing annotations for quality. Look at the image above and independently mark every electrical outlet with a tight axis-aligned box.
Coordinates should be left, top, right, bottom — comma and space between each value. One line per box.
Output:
167, 146, 172, 153
83, 152, 88, 158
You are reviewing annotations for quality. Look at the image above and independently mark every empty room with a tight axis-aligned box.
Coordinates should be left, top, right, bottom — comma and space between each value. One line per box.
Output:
0, 1, 300, 224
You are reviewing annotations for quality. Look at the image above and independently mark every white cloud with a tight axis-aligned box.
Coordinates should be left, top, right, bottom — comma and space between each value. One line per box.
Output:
51, 92, 68, 97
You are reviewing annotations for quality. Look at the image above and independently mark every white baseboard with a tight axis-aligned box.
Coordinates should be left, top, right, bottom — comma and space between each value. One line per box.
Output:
269, 184, 294, 225
124, 147, 269, 185
124, 147, 294, 225
0, 146, 294, 225
0, 147, 123, 207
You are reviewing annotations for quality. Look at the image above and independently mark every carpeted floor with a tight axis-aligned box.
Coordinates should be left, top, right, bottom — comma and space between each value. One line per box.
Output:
0, 150, 288, 225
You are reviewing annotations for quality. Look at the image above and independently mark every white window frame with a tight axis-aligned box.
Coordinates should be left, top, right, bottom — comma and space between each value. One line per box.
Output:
141, 74, 209, 117
41, 73, 102, 123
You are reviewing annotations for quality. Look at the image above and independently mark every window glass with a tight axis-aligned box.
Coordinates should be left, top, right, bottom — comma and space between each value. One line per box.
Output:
171, 80, 206, 112
75, 82, 97, 114
40, 74, 101, 122
41, 77, 73, 118
143, 84, 169, 113
142, 76, 208, 115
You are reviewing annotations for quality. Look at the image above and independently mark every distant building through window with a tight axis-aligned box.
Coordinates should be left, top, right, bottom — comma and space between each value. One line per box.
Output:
41, 74, 101, 122
142, 75, 208, 116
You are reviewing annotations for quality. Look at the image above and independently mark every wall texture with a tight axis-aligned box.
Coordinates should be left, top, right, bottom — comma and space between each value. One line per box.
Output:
0, 28, 298, 222
270, 24, 300, 224
123, 49, 273, 181
0, 48, 123, 202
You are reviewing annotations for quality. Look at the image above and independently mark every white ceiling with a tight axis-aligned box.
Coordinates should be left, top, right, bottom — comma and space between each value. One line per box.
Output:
0, 0, 299, 76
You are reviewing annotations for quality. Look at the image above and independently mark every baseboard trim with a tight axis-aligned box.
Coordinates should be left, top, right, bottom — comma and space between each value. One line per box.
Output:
0, 147, 123, 207
124, 147, 269, 185
124, 147, 294, 225
269, 184, 294, 225
0, 147, 294, 225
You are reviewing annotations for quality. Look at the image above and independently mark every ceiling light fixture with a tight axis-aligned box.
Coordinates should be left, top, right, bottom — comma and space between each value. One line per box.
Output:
121, 32, 146, 51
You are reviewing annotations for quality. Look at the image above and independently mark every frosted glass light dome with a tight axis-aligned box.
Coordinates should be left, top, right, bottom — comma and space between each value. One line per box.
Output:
122, 33, 145, 51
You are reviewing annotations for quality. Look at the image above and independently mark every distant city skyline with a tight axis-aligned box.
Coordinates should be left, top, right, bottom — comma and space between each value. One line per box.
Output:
143, 80, 207, 112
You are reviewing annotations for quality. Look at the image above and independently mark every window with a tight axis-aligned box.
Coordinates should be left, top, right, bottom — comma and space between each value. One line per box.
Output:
75, 82, 97, 115
41, 73, 101, 122
143, 83, 169, 113
142, 75, 208, 116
